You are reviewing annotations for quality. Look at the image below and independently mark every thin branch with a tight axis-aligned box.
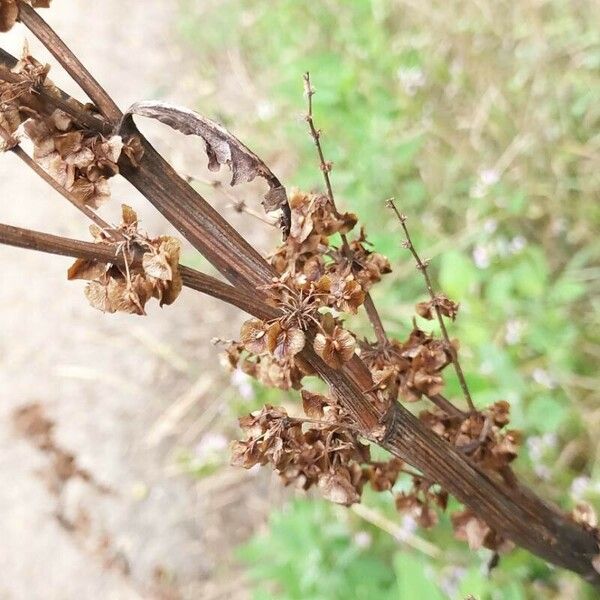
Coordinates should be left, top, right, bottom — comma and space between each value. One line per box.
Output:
387, 199, 476, 413
303, 72, 388, 346
351, 503, 440, 558
10, 145, 117, 235
17, 1, 122, 123
427, 393, 466, 419
0, 222, 279, 321
303, 72, 337, 214
184, 173, 278, 227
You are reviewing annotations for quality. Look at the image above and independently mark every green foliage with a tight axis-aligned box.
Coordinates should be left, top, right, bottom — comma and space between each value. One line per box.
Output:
180, 0, 600, 597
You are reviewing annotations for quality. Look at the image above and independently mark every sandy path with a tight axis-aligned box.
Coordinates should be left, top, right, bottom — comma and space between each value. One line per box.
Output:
0, 3, 246, 598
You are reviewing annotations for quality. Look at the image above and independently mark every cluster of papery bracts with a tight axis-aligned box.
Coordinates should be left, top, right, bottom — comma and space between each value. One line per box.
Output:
68, 205, 182, 315
0, 48, 181, 314
231, 402, 402, 508
219, 189, 392, 389
1, 49, 143, 205
221, 188, 524, 554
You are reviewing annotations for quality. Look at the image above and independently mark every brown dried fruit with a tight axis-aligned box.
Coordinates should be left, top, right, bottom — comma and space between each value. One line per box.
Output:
318, 472, 361, 506
416, 295, 459, 321
0, 0, 18, 33
301, 390, 328, 419
68, 206, 182, 314
314, 319, 356, 369
266, 321, 306, 360
328, 273, 365, 314
240, 319, 270, 354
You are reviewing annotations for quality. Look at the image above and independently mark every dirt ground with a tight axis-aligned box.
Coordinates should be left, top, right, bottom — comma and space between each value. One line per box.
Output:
0, 3, 270, 598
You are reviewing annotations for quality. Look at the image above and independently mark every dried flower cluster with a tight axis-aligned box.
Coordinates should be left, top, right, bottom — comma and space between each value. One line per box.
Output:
420, 400, 521, 475
0, 48, 180, 315
231, 402, 403, 507
68, 205, 182, 315
222, 190, 523, 553
218, 190, 391, 391
1, 48, 143, 207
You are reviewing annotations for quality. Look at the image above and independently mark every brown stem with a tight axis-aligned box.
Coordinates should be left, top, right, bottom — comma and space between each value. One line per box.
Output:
17, 1, 122, 123
362, 293, 388, 346
10, 145, 116, 235
0, 222, 278, 321
382, 401, 600, 581
388, 198, 476, 413
303, 72, 388, 346
0, 52, 111, 134
427, 393, 466, 419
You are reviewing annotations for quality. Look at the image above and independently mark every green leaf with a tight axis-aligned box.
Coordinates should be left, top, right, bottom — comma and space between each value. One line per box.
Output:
526, 395, 568, 433
439, 251, 479, 298
393, 552, 446, 600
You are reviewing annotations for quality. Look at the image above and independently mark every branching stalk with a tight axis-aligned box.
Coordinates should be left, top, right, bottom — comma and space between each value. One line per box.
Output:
17, 1, 121, 123
0, 222, 278, 321
387, 198, 476, 413
303, 72, 388, 346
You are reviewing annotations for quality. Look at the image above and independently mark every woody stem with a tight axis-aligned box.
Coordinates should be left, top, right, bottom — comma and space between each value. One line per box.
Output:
388, 199, 476, 413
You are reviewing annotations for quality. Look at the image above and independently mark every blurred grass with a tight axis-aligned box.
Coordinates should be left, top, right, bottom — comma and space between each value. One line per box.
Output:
179, 0, 600, 597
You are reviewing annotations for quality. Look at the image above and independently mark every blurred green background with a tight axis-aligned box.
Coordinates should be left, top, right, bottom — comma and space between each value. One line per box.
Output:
178, 0, 599, 598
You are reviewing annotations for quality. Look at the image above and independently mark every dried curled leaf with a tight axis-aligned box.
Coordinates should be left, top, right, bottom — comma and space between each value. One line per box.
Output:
120, 101, 290, 235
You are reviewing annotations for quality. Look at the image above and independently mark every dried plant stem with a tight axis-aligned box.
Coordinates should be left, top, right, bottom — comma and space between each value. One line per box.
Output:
10, 145, 117, 235
303, 72, 388, 346
387, 199, 476, 413
0, 222, 278, 321
183, 173, 278, 227
351, 503, 440, 558
0, 51, 111, 133
362, 294, 388, 346
427, 393, 466, 419
17, 1, 121, 123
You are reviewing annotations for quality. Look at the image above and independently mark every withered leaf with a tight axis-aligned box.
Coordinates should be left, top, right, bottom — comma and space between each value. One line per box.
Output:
120, 101, 291, 236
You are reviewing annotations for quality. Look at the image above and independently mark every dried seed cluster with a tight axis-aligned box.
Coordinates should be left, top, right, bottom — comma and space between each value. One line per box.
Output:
222, 187, 524, 554
1, 50, 143, 206
68, 205, 182, 315
0, 49, 180, 315
231, 403, 403, 507
222, 189, 391, 392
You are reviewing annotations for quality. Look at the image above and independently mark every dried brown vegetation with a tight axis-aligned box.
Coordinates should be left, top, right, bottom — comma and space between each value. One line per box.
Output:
1, 0, 600, 587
